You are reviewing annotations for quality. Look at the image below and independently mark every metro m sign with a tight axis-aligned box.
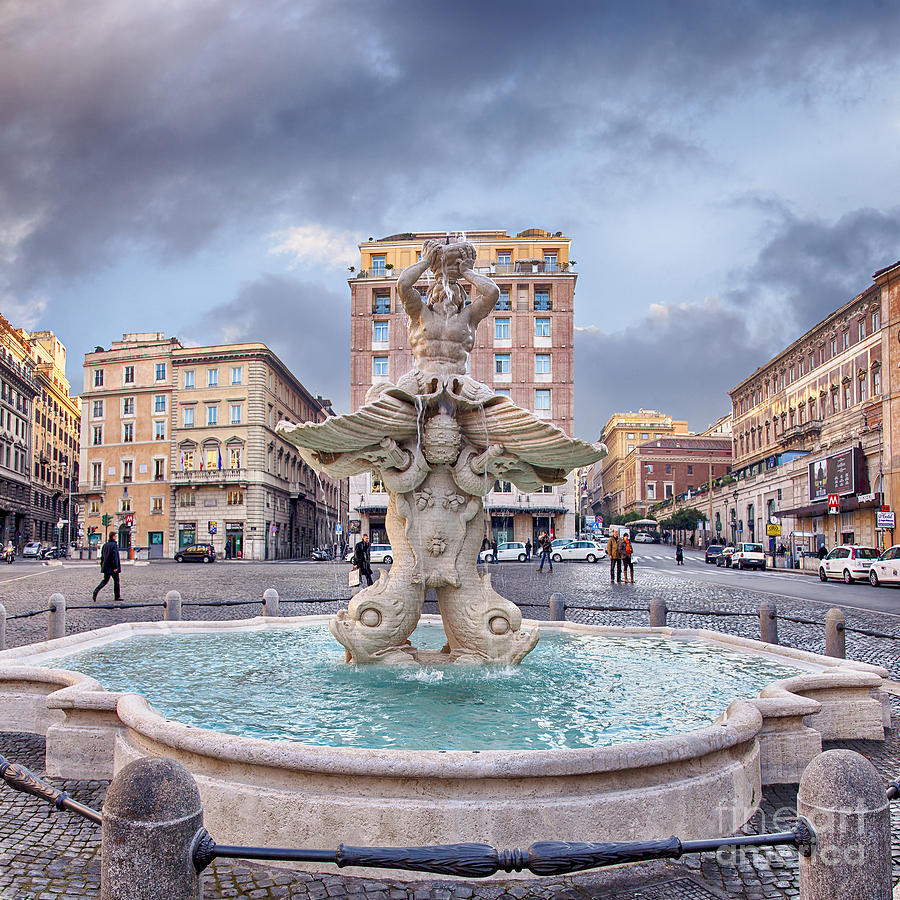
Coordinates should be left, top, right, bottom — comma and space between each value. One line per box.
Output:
827, 494, 840, 514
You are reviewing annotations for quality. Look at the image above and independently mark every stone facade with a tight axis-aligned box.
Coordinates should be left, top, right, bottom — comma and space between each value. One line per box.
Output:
348, 229, 582, 545
77, 333, 346, 560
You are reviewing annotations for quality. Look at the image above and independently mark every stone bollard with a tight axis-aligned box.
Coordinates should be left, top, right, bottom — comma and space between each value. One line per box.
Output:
101, 757, 204, 900
649, 597, 667, 628
164, 590, 182, 622
797, 749, 891, 900
263, 588, 279, 617
549, 593, 566, 621
0, 601, 5, 651
825, 608, 845, 659
47, 593, 66, 641
759, 600, 778, 644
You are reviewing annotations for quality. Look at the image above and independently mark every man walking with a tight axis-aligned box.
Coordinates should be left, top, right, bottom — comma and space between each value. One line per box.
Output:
536, 531, 553, 573
353, 534, 374, 586
607, 528, 621, 583
93, 532, 122, 602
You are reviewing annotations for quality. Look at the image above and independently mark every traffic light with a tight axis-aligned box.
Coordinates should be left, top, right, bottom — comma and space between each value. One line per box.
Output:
101, 514, 112, 527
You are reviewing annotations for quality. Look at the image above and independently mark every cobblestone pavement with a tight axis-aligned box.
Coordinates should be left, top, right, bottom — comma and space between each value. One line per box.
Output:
3, 557, 900, 898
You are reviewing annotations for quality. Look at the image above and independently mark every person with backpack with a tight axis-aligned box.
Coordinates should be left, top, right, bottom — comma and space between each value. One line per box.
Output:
621, 533, 634, 583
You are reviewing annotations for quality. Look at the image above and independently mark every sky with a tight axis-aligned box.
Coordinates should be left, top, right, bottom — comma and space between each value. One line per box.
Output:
3, 0, 900, 441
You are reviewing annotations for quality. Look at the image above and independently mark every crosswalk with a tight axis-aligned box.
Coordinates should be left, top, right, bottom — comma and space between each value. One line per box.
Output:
633, 554, 705, 564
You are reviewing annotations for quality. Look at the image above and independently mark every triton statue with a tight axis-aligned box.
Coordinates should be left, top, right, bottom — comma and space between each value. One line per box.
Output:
277, 238, 606, 665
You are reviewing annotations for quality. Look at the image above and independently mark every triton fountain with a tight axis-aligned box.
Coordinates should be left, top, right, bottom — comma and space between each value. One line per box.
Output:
277, 238, 605, 665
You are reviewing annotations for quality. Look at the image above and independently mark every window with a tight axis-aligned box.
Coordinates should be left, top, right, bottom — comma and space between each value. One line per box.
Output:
790, 366, 795, 383
181, 450, 194, 470
628, 433, 635, 440
89, 500, 100, 514
207, 368, 218, 387
843, 331, 849, 350
373, 321, 389, 343
230, 447, 242, 469
122, 397, 135, 416
535, 317, 550, 337
495, 388, 511, 397
155, 362, 166, 381
535, 389, 550, 411
373, 292, 390, 314
492, 479, 512, 493
119, 497, 132, 513
230, 404, 242, 425
646, 463, 653, 473
151, 497, 163, 514
184, 370, 195, 389
687, 465, 693, 474
371, 254, 386, 275
92, 399, 103, 418
641, 433, 649, 440
154, 459, 165, 480
830, 338, 837, 357
534, 290, 551, 311
93, 369, 104, 387
91, 462, 102, 486
496, 290, 510, 311
494, 318, 510, 340
859, 319, 866, 339
497, 251, 511, 266
494, 354, 510, 374
809, 353, 815, 370
798, 359, 804, 376
183, 407, 194, 427
155, 421, 166, 441
231, 366, 242, 385
123, 423, 134, 443
179, 493, 195, 508
371, 474, 385, 493
207, 406, 218, 426
873, 369, 881, 395
665, 464, 671, 474
122, 460, 133, 482
665, 483, 674, 499
535, 354, 550, 374
124, 365, 134, 384
859, 374, 868, 403
646, 482, 656, 500
92, 425, 102, 445
843, 382, 852, 409
543, 252, 557, 271
153, 395, 166, 413
373, 357, 389, 377
206, 448, 219, 470
227, 490, 243, 505
873, 310, 880, 330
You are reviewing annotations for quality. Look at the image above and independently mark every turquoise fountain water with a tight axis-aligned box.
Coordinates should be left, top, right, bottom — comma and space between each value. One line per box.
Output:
43, 624, 803, 751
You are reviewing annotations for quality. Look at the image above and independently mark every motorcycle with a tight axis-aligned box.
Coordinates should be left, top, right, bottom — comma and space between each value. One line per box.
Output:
311, 547, 334, 561
4, 548, 14, 564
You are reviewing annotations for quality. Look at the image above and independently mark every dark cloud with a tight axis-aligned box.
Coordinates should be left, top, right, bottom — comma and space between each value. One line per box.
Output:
2, 0, 899, 296
188, 273, 349, 409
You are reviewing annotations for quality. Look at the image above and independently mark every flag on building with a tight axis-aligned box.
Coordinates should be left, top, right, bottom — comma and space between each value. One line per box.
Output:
217, 448, 222, 470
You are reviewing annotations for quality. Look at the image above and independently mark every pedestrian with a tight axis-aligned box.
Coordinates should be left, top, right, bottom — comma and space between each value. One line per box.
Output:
353, 534, 374, 587
92, 532, 122, 602
690, 533, 695, 547
223, 542, 231, 560
607, 528, 621, 583
817, 544, 827, 560
536, 531, 553, 573
675, 543, 684, 565
490, 537, 498, 564
622, 533, 634, 583
524, 538, 532, 561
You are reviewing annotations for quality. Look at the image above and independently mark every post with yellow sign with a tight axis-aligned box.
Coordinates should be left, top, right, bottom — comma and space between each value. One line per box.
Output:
766, 522, 781, 568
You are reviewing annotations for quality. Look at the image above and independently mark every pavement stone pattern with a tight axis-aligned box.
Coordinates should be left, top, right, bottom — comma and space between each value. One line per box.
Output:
3, 555, 900, 898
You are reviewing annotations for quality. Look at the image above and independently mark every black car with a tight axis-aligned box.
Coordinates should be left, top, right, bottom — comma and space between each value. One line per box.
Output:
705, 544, 725, 564
174, 543, 216, 563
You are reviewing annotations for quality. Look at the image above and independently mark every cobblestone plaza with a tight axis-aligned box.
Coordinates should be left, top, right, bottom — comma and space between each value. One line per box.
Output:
3, 554, 900, 898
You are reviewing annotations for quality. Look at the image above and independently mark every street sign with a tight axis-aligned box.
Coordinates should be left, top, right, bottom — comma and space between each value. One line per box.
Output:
827, 494, 840, 514
335, 523, 343, 534
56, 519, 65, 529
877, 511, 895, 530
208, 521, 217, 534
858, 492, 876, 503
766, 524, 781, 537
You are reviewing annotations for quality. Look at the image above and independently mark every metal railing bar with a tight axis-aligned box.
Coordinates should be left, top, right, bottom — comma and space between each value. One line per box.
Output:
7, 608, 52, 620
0, 754, 102, 825
66, 603, 164, 612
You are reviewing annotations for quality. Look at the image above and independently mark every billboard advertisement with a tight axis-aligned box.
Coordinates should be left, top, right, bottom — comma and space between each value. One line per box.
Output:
808, 447, 868, 501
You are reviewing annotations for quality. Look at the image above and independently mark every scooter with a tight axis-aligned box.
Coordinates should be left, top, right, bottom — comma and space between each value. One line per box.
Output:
4, 548, 14, 564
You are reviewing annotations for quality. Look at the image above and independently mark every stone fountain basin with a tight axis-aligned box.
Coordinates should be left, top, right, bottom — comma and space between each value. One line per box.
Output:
0, 615, 889, 878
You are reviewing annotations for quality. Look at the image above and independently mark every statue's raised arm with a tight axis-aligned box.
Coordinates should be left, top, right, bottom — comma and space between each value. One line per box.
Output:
397, 240, 441, 318
460, 248, 500, 327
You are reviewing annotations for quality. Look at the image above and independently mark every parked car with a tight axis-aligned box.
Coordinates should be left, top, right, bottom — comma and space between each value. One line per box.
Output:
551, 541, 606, 563
483, 541, 528, 562
369, 544, 393, 564
22, 541, 43, 559
731, 542, 767, 571
705, 544, 726, 564
715, 546, 736, 567
869, 545, 900, 586
550, 538, 572, 550
174, 543, 217, 563
819, 545, 879, 583
632, 532, 654, 544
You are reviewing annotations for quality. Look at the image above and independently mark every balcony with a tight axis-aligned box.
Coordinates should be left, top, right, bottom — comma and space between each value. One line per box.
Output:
779, 417, 824, 446
172, 468, 247, 486
76, 482, 106, 498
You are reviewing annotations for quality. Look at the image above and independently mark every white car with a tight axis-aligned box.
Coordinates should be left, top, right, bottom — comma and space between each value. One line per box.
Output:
21, 542, 42, 559
483, 541, 528, 562
731, 542, 767, 571
551, 541, 606, 563
869, 546, 900, 586
819, 545, 878, 583
632, 532, 655, 543
344, 544, 393, 564
550, 538, 572, 550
